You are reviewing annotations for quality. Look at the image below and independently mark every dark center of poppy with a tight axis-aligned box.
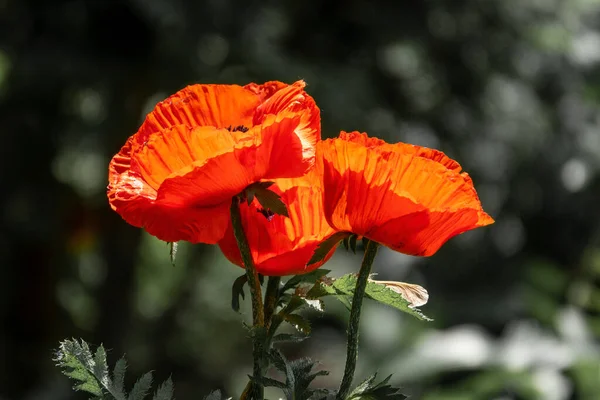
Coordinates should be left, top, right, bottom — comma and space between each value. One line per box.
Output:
256, 207, 275, 222
227, 125, 249, 133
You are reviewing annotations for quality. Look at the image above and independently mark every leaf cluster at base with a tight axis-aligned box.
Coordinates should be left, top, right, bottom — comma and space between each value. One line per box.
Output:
54, 338, 173, 400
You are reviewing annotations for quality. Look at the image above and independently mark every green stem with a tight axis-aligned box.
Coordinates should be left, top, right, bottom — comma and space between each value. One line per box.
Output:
263, 276, 281, 331
337, 240, 380, 400
230, 197, 264, 400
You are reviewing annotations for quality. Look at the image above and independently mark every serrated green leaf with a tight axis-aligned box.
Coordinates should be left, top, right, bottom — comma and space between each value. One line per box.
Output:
55, 339, 103, 396
110, 358, 127, 400
347, 373, 406, 400
93, 345, 110, 389
307, 232, 349, 266
283, 313, 311, 334
246, 183, 289, 217
365, 281, 432, 321
128, 372, 153, 400
56, 338, 177, 400
169, 242, 178, 266
302, 298, 324, 312
153, 377, 174, 400
231, 274, 247, 312
281, 269, 331, 293
267, 351, 331, 399
74, 380, 103, 395
307, 275, 431, 321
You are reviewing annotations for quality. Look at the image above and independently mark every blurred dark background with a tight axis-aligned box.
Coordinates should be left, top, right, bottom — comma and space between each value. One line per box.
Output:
2, 0, 600, 399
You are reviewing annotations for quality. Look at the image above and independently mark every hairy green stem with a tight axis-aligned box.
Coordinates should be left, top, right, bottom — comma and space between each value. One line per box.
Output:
231, 198, 264, 400
337, 240, 380, 400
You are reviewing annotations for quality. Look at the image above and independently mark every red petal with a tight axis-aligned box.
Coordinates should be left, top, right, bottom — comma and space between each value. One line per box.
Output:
137, 84, 260, 140
320, 135, 493, 256
218, 175, 335, 276
107, 170, 230, 243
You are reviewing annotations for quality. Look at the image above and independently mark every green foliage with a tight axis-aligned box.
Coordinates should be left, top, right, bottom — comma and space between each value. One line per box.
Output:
254, 349, 329, 400
346, 374, 406, 400
231, 274, 248, 312
307, 274, 432, 321
308, 232, 350, 265
54, 338, 174, 400
245, 181, 289, 217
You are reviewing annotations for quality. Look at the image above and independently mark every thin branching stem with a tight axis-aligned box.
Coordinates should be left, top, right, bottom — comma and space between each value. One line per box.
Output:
231, 197, 264, 400
337, 239, 380, 400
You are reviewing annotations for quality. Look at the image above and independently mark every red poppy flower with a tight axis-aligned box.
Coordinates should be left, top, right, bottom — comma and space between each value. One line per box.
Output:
217, 172, 336, 276
107, 81, 320, 244
319, 131, 494, 256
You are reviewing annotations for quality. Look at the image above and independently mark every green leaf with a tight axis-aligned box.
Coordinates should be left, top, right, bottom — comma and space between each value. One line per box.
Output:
169, 242, 178, 266
281, 269, 331, 294
246, 182, 289, 217
365, 280, 432, 321
307, 232, 350, 266
268, 350, 329, 400
347, 373, 406, 400
54, 339, 103, 396
307, 275, 432, 321
128, 372, 153, 400
301, 298, 324, 312
110, 358, 127, 400
283, 313, 311, 334
231, 274, 247, 312
93, 345, 110, 390
153, 377, 174, 400
55, 338, 176, 400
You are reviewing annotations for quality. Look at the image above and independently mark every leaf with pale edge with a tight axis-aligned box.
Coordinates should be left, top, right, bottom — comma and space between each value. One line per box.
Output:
246, 182, 288, 217
307, 232, 350, 266
231, 274, 248, 312
54, 338, 174, 400
264, 349, 329, 400
306, 274, 432, 321
346, 373, 406, 400
283, 313, 312, 335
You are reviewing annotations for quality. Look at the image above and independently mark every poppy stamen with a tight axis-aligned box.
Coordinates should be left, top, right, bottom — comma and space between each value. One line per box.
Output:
227, 125, 249, 133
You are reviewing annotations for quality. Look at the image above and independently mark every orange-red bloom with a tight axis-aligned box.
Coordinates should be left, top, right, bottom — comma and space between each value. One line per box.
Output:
218, 173, 336, 276
319, 131, 494, 256
107, 81, 320, 244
